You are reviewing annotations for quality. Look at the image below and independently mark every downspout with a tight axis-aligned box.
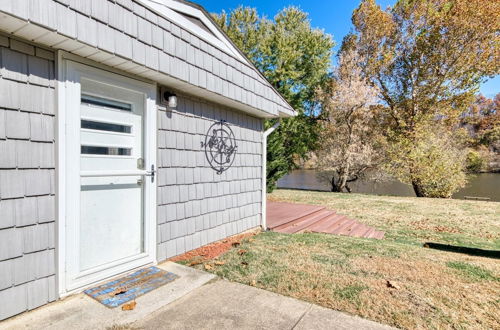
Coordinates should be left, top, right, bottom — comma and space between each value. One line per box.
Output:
261, 119, 281, 230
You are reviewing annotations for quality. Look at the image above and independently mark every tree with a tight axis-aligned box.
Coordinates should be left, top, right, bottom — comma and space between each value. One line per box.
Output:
350, 0, 500, 197
213, 7, 334, 191
385, 126, 467, 198
315, 46, 383, 192
461, 93, 500, 148
460, 93, 500, 172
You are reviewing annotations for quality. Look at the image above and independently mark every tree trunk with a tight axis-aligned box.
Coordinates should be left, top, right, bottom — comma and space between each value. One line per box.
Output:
330, 176, 341, 192
338, 173, 348, 192
411, 180, 425, 197
330, 174, 349, 192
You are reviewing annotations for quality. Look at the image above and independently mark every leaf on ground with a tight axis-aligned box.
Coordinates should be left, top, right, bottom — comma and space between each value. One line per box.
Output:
121, 301, 137, 311
214, 260, 225, 266
250, 280, 256, 286
238, 249, 247, 255
204, 264, 214, 271
386, 280, 400, 290
111, 287, 127, 296
188, 260, 203, 266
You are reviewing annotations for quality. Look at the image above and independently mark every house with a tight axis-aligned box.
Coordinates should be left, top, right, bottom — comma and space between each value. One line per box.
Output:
0, 0, 295, 320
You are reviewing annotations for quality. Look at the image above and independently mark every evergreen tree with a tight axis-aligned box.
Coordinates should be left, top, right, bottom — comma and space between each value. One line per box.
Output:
213, 7, 334, 191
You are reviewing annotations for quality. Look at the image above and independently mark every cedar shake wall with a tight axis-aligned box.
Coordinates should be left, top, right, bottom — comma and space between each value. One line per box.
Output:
156, 95, 263, 260
0, 0, 273, 320
0, 0, 292, 116
0, 35, 57, 320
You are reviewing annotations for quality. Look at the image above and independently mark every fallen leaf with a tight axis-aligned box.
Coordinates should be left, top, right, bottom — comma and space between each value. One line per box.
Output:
188, 260, 203, 266
250, 280, 256, 286
386, 280, 400, 290
204, 264, 214, 271
111, 287, 127, 296
214, 260, 225, 266
121, 301, 136, 311
238, 249, 247, 255
248, 238, 255, 243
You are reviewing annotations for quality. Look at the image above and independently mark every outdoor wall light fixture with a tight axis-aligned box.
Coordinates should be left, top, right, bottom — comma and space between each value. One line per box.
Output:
163, 91, 177, 109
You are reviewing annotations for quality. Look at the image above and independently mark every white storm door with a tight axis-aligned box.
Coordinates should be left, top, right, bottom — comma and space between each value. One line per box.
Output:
64, 61, 156, 292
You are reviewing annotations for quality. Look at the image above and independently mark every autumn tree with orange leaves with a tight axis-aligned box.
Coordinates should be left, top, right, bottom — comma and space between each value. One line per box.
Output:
348, 0, 500, 197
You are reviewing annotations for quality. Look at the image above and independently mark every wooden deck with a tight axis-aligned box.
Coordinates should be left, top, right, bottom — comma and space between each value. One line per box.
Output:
267, 201, 385, 239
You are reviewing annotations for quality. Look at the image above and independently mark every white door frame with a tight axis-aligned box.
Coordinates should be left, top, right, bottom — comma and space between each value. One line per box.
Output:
56, 52, 157, 296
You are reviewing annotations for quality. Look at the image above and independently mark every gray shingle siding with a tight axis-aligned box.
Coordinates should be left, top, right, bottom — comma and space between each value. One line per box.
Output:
0, 36, 56, 321
0, 0, 277, 321
0, 0, 292, 116
156, 95, 263, 261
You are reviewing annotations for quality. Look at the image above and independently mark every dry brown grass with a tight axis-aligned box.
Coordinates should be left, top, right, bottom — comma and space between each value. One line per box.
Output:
182, 191, 500, 329
269, 190, 500, 249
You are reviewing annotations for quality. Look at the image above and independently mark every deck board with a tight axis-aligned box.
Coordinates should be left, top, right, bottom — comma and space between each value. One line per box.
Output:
267, 201, 384, 240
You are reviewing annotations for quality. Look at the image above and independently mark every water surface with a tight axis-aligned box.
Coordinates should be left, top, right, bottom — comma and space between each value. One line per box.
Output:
277, 170, 500, 202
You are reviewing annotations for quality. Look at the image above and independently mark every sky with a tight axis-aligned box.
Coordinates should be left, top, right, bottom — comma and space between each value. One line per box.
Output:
196, 0, 499, 97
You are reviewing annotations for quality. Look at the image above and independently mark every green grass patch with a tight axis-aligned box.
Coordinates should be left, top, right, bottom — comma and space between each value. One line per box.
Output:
446, 261, 499, 281
182, 191, 500, 329
334, 284, 368, 301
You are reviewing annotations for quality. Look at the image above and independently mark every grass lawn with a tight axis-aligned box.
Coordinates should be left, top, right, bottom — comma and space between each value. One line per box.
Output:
181, 190, 500, 329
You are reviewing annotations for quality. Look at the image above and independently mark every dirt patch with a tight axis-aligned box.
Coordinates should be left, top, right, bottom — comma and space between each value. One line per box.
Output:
170, 229, 260, 262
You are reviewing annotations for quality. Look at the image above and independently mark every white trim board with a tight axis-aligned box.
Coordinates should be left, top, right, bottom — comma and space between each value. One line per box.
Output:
56, 51, 158, 296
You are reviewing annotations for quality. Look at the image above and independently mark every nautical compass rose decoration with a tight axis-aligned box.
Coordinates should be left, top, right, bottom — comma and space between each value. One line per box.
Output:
201, 120, 238, 174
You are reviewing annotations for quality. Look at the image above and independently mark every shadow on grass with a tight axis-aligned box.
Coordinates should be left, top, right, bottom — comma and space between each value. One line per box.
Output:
424, 242, 500, 259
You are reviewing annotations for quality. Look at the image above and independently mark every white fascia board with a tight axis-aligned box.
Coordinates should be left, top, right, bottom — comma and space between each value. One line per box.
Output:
279, 108, 297, 118
138, 0, 245, 62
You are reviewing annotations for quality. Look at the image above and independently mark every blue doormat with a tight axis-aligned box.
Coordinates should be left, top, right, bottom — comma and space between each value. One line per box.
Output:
84, 266, 178, 308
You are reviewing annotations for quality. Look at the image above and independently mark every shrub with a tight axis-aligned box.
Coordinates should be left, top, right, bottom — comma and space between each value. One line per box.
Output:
465, 150, 485, 173
385, 127, 468, 198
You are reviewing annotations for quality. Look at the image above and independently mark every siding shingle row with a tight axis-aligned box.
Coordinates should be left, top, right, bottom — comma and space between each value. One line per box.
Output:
156, 94, 263, 260
4, 0, 292, 116
0, 36, 56, 321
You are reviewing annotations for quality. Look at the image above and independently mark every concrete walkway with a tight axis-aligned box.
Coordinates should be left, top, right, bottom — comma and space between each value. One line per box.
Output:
0, 262, 395, 330
135, 279, 395, 330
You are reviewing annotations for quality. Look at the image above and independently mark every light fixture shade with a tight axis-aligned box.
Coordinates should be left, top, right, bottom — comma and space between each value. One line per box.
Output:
168, 95, 177, 108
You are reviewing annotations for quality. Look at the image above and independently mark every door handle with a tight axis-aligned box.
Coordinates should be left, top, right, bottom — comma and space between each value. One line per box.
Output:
145, 165, 155, 182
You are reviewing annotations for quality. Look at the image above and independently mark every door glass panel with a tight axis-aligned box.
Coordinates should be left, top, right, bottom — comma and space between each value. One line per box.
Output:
81, 145, 132, 156
81, 94, 132, 111
81, 120, 132, 133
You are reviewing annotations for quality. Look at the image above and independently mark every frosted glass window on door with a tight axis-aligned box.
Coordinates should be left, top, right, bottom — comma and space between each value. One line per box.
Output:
81, 145, 132, 156
81, 120, 132, 134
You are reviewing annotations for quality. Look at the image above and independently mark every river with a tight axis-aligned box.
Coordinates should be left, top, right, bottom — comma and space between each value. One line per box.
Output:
277, 170, 500, 202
